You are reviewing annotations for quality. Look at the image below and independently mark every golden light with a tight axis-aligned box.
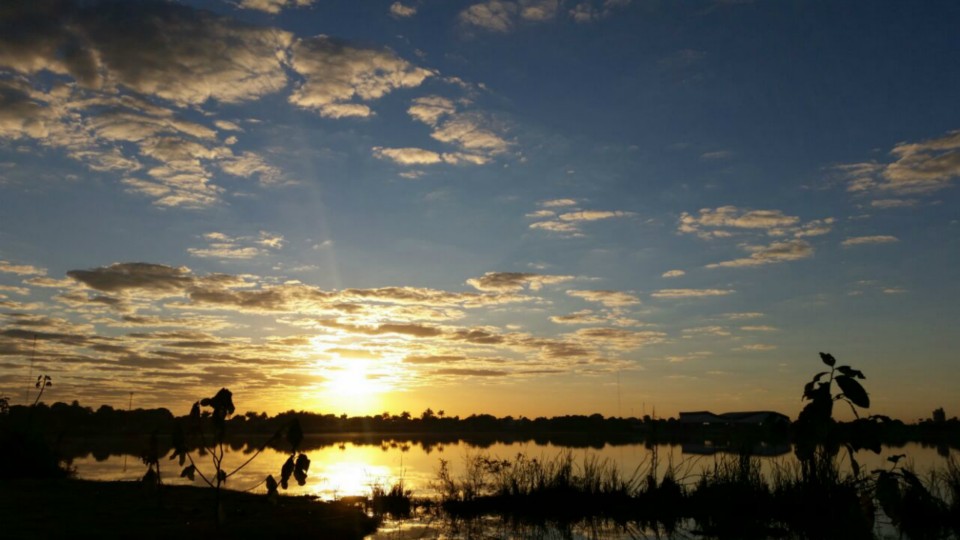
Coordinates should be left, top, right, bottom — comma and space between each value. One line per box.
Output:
317, 353, 393, 416
313, 459, 395, 499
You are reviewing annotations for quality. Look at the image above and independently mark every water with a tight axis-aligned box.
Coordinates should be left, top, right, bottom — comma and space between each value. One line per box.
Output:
70, 437, 956, 500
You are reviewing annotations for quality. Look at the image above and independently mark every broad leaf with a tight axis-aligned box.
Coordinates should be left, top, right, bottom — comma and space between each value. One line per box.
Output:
837, 365, 865, 379
819, 352, 836, 367
280, 455, 294, 489
180, 464, 196, 480
836, 375, 870, 408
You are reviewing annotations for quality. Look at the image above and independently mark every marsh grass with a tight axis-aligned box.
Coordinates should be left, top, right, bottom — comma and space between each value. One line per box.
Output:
431, 449, 960, 539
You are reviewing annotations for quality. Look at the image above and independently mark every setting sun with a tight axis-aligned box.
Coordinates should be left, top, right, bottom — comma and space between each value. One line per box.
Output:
319, 356, 391, 416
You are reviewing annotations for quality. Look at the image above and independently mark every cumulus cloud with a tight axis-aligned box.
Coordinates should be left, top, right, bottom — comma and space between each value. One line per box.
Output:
841, 235, 899, 247
390, 2, 418, 17
679, 206, 801, 238
0, 260, 46, 276
459, 1, 519, 32
528, 200, 634, 237
467, 272, 574, 292
188, 231, 286, 260
661, 270, 685, 278
0, 1, 292, 105
558, 210, 634, 222
566, 290, 640, 307
706, 239, 814, 268
399, 96, 509, 166
839, 130, 960, 195
651, 288, 734, 299
288, 36, 432, 118
373, 147, 444, 165
236, 0, 316, 14
540, 198, 578, 208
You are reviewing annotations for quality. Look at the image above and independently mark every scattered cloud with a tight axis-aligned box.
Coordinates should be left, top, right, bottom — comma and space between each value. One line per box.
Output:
188, 231, 286, 260
289, 36, 432, 118
737, 344, 777, 351
461, 0, 630, 32
679, 206, 801, 238
528, 200, 634, 238
841, 235, 899, 247
706, 239, 814, 268
236, 0, 316, 14
467, 272, 573, 292
651, 288, 734, 299
839, 129, 960, 195
0, 260, 46, 276
390, 2, 418, 18
566, 290, 640, 307
661, 270, 685, 278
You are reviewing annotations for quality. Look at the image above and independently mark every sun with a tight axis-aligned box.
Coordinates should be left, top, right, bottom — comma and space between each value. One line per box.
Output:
320, 357, 390, 415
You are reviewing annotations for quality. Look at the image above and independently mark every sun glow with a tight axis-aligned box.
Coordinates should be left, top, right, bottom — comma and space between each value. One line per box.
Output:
319, 355, 392, 415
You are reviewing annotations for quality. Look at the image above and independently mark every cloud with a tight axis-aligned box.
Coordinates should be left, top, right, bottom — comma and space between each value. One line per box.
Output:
218, 151, 285, 186
569, 0, 633, 23
528, 201, 634, 237
373, 147, 444, 165
467, 272, 573, 292
706, 239, 814, 268
841, 235, 899, 247
0, 260, 46, 276
540, 198, 578, 208
870, 199, 917, 209
236, 0, 316, 14
839, 130, 960, 195
390, 2, 418, 17
661, 270, 685, 278
566, 290, 640, 307
679, 206, 801, 238
459, 1, 519, 32
188, 231, 285, 260
407, 96, 457, 126
651, 288, 734, 299
0, 1, 292, 105
288, 36, 432, 118
737, 344, 777, 351
567, 327, 665, 351
558, 210, 634, 222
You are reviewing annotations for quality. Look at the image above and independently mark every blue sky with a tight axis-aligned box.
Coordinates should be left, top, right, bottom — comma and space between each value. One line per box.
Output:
1, 0, 958, 420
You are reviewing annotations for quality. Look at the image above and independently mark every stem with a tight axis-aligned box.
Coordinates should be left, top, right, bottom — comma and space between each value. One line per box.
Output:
227, 432, 280, 479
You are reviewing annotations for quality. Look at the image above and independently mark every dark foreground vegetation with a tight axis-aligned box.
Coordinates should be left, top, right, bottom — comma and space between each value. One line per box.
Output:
429, 450, 960, 540
0, 478, 378, 538
2, 353, 960, 539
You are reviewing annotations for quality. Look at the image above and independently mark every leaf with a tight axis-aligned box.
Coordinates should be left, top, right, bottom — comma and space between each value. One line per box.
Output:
280, 455, 294, 489
819, 352, 836, 367
180, 464, 196, 481
294, 453, 311, 485
836, 375, 870, 408
812, 371, 830, 382
217, 470, 227, 485
837, 365, 865, 379
265, 474, 278, 496
189, 402, 200, 420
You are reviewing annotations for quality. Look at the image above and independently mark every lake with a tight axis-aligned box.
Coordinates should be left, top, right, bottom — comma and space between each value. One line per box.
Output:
70, 436, 957, 500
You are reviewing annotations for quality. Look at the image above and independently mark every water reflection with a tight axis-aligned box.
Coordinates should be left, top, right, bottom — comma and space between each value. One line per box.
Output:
70, 439, 956, 503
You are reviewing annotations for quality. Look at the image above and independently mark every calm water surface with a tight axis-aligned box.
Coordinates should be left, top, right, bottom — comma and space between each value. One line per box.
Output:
71, 437, 957, 500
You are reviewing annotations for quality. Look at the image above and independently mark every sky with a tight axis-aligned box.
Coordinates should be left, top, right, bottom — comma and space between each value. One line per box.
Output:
1, 0, 959, 422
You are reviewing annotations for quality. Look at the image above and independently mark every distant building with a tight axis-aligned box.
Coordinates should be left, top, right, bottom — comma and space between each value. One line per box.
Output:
678, 410, 790, 427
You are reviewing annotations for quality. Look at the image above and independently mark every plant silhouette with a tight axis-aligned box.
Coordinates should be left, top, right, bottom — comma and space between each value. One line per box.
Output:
162, 388, 310, 522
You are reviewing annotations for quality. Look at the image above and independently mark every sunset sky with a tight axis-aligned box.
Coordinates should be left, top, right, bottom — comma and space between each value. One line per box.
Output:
1, 0, 958, 421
